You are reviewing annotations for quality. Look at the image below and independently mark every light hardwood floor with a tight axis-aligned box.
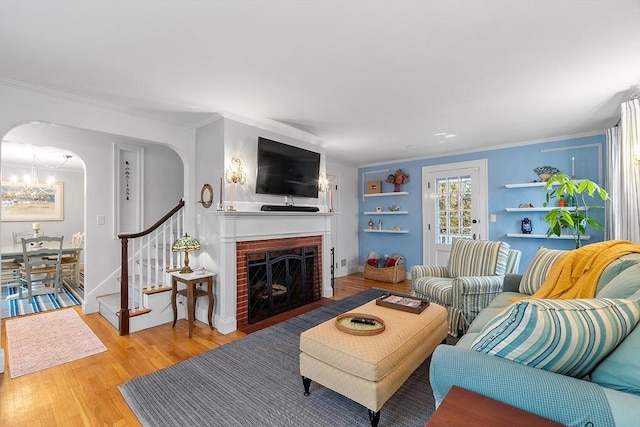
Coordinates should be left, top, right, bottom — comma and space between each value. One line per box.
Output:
1, 274, 410, 427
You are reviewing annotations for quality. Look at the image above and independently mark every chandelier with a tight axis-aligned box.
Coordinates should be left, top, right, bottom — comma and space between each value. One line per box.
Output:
7, 154, 71, 202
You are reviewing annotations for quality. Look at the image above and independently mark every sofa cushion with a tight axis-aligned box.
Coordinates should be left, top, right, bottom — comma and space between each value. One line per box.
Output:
596, 262, 640, 299
448, 238, 511, 277
591, 322, 640, 396
412, 276, 453, 306
519, 247, 568, 295
469, 298, 640, 378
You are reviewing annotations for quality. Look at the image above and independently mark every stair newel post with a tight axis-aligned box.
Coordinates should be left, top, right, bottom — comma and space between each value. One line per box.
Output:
120, 236, 130, 335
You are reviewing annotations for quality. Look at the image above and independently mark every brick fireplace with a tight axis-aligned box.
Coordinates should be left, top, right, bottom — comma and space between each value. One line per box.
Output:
202, 210, 333, 334
236, 236, 322, 326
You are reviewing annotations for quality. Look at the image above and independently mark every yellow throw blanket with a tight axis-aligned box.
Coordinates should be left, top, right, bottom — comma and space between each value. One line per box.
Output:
526, 240, 640, 300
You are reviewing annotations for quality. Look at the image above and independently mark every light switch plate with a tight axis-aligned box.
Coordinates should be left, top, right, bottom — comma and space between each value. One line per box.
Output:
490, 214, 497, 223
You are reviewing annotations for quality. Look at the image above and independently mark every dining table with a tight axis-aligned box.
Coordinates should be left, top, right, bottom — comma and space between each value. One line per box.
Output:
1, 241, 83, 260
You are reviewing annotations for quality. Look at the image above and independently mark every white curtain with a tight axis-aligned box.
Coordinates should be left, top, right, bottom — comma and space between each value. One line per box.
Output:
606, 98, 640, 243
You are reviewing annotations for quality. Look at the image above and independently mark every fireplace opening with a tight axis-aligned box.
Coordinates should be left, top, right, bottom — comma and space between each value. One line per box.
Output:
246, 245, 320, 324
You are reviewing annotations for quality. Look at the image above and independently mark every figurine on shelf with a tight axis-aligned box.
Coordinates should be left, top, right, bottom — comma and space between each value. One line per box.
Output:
368, 219, 375, 229
558, 196, 567, 207
377, 219, 382, 230
521, 217, 533, 234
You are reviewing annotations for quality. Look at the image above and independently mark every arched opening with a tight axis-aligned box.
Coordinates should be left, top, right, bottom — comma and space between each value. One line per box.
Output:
1, 122, 184, 320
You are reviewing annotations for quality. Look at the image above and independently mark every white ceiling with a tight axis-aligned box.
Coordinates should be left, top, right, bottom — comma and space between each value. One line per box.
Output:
1, 1, 639, 166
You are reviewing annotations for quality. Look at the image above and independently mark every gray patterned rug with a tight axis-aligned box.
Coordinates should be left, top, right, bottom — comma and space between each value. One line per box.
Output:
119, 289, 443, 426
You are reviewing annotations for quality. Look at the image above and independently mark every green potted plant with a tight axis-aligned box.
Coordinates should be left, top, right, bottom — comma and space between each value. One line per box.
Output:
542, 174, 609, 248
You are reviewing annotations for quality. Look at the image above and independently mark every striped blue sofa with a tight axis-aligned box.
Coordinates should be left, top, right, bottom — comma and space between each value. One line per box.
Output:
410, 238, 521, 337
430, 249, 640, 427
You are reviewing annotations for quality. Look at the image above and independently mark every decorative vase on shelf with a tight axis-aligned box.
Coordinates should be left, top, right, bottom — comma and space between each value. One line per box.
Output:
386, 168, 409, 192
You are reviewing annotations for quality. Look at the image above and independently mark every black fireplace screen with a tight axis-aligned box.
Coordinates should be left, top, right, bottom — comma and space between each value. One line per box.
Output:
246, 245, 320, 324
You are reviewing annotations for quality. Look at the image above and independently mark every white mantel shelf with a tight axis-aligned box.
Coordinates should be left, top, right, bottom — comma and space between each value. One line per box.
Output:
209, 211, 334, 216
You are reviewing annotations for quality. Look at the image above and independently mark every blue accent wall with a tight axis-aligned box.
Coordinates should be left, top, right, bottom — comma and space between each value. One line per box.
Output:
358, 134, 606, 272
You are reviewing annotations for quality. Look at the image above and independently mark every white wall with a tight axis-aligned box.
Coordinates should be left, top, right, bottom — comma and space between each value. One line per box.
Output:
194, 118, 225, 272
223, 118, 327, 210
327, 159, 359, 277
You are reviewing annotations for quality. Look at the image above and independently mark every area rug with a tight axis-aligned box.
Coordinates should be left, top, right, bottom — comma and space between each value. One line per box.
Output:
1, 282, 81, 319
5, 308, 106, 378
120, 289, 442, 426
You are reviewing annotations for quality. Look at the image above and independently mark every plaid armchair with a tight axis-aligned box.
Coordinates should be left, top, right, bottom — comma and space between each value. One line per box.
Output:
411, 238, 521, 337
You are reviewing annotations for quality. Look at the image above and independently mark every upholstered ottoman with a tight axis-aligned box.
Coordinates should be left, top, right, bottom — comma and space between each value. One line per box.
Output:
299, 299, 447, 426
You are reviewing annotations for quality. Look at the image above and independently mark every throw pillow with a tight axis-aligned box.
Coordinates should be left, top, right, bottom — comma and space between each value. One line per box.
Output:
366, 258, 377, 267
470, 298, 640, 378
385, 257, 397, 267
519, 247, 568, 295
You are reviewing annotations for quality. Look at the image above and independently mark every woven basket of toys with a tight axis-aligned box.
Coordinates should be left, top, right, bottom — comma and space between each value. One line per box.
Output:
363, 252, 405, 284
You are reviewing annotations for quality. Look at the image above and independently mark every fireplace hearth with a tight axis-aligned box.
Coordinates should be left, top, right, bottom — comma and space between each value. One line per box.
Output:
246, 245, 320, 324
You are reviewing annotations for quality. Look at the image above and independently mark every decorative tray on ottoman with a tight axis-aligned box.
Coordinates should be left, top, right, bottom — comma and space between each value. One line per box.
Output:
335, 313, 386, 336
375, 292, 430, 314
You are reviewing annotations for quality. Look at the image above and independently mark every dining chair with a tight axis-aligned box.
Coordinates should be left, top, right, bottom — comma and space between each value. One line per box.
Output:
59, 232, 84, 284
1, 259, 21, 288
18, 235, 64, 303
1, 232, 34, 288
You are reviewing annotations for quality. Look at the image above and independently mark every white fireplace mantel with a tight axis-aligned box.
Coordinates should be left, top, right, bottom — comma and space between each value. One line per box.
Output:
201, 211, 333, 334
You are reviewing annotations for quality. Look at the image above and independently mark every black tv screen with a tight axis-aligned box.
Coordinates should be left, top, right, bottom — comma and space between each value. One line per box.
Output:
256, 137, 320, 198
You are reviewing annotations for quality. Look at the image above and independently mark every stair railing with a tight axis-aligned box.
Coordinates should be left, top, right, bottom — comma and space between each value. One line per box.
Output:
118, 199, 185, 335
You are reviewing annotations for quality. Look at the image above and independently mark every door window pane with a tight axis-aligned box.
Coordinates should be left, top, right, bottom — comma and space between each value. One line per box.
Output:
435, 175, 473, 244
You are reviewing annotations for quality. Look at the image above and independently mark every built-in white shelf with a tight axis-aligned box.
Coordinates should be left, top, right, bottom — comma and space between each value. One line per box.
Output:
505, 182, 553, 188
363, 211, 408, 215
363, 192, 409, 197
505, 207, 577, 212
505, 179, 584, 189
506, 233, 590, 240
363, 229, 409, 234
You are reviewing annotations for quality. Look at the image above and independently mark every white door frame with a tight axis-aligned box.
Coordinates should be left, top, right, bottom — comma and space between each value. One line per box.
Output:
422, 159, 488, 265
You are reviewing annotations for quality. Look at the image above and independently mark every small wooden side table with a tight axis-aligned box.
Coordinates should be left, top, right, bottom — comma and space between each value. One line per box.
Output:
171, 271, 215, 338
426, 386, 563, 426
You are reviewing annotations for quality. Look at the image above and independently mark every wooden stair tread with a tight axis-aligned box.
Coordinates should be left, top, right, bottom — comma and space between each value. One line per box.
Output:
116, 307, 151, 317
143, 286, 172, 295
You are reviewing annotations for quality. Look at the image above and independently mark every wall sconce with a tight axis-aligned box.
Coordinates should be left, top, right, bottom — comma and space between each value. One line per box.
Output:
318, 172, 329, 193
225, 157, 246, 211
318, 172, 334, 212
172, 233, 201, 274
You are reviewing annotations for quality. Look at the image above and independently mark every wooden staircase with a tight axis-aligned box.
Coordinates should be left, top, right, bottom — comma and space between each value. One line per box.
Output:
97, 200, 186, 335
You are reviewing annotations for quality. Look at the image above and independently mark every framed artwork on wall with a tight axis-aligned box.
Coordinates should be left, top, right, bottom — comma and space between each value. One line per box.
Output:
1, 182, 64, 221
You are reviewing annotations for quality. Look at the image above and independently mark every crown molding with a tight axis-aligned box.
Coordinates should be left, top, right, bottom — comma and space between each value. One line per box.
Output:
357, 129, 606, 168
0, 77, 206, 130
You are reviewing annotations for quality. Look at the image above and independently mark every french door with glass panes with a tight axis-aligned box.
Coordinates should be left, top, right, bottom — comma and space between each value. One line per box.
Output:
422, 160, 488, 265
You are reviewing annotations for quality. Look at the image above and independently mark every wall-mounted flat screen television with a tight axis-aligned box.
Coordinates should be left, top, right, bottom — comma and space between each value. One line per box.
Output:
256, 137, 320, 198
